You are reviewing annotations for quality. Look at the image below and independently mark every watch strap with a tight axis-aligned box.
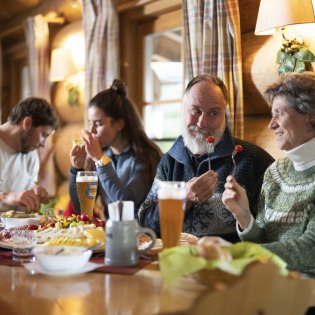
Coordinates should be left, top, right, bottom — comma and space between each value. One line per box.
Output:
95, 155, 111, 167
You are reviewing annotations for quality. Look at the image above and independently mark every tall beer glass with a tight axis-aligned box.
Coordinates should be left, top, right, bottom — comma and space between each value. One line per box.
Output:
76, 171, 98, 217
158, 181, 186, 248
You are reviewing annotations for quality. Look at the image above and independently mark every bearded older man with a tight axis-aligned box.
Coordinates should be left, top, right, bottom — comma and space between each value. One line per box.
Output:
138, 74, 274, 243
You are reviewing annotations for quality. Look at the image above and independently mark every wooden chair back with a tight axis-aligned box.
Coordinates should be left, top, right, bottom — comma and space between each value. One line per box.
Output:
189, 263, 315, 315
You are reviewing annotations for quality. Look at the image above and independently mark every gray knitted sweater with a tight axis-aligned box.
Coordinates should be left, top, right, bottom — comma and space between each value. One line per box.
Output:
240, 157, 315, 276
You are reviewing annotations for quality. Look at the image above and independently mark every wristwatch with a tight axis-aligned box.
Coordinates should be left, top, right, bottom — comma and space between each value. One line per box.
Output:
95, 155, 111, 167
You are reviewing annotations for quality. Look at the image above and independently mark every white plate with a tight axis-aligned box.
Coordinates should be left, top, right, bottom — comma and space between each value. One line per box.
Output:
23, 261, 104, 276
2, 217, 40, 229
0, 240, 105, 254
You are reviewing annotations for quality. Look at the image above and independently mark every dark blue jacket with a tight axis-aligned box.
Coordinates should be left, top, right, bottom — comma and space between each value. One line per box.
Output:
139, 128, 274, 243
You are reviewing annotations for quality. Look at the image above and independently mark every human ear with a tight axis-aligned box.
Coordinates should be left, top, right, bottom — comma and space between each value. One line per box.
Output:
116, 119, 125, 131
22, 116, 33, 130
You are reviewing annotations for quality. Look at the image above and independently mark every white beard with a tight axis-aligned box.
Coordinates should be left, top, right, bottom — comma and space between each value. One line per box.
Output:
181, 125, 225, 155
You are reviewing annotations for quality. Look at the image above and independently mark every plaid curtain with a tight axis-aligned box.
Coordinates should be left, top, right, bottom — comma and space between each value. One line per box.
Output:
183, 0, 244, 138
24, 15, 56, 196
24, 15, 50, 99
82, 0, 120, 104
0, 42, 2, 123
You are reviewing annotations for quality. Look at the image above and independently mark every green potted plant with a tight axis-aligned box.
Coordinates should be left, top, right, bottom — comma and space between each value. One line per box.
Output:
276, 34, 315, 75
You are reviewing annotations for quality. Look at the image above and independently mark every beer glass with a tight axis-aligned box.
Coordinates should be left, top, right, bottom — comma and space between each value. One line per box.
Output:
158, 181, 186, 248
76, 171, 98, 217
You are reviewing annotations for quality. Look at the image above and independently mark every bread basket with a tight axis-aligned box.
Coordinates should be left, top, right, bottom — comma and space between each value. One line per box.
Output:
190, 267, 240, 287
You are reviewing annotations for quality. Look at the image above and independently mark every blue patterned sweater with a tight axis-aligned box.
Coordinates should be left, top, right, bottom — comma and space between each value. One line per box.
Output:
139, 128, 274, 243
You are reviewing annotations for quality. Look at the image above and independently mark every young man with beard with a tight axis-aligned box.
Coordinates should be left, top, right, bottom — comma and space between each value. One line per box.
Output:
139, 74, 274, 243
0, 97, 59, 212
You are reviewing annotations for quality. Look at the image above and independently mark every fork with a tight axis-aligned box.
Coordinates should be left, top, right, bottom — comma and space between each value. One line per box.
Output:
231, 145, 243, 176
206, 136, 216, 171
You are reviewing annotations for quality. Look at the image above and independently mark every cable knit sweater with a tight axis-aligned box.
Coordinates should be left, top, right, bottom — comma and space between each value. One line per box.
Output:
139, 128, 274, 242
239, 137, 315, 276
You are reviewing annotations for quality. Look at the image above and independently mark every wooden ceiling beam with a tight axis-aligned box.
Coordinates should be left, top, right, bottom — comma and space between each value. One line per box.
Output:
0, 0, 81, 39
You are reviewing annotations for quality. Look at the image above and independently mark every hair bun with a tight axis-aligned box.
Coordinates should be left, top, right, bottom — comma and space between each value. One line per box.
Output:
111, 79, 127, 97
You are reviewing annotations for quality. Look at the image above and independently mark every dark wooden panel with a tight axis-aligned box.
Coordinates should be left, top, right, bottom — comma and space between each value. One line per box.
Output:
239, 0, 260, 34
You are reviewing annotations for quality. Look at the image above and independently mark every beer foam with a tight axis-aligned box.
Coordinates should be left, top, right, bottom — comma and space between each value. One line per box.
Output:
158, 181, 186, 199
76, 176, 98, 182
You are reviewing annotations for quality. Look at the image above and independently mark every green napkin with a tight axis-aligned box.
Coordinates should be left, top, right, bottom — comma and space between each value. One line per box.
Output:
159, 242, 288, 285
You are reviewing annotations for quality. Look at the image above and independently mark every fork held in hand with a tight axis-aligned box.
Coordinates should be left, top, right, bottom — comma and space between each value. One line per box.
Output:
206, 136, 216, 171
231, 145, 243, 177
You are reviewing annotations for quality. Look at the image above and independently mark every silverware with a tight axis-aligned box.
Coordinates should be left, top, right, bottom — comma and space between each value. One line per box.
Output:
53, 242, 105, 256
206, 136, 216, 170
231, 145, 243, 176
118, 200, 123, 221
53, 248, 65, 255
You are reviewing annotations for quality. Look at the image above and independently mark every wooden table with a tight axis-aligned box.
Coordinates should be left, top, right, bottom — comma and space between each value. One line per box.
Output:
0, 261, 208, 315
1, 250, 315, 315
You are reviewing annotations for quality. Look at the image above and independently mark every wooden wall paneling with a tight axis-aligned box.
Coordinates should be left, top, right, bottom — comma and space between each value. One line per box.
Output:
0, 0, 81, 39
118, 0, 156, 12
241, 33, 273, 115
238, 0, 260, 33
120, 9, 147, 112
142, 0, 181, 16
118, 0, 181, 15
1, 42, 27, 123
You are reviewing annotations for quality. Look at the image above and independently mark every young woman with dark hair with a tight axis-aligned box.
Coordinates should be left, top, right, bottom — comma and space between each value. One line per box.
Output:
69, 79, 162, 219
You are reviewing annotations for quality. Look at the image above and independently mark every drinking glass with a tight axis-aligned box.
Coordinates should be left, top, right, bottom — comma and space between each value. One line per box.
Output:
76, 171, 98, 217
158, 181, 186, 248
11, 230, 36, 263
45, 208, 64, 221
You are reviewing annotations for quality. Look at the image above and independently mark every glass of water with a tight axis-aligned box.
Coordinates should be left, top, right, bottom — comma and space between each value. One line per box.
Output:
11, 230, 36, 263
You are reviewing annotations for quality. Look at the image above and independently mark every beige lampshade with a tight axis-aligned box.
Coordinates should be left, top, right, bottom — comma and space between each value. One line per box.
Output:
49, 48, 77, 82
255, 0, 315, 35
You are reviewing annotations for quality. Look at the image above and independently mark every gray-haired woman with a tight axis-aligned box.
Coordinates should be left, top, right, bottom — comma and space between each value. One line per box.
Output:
222, 71, 315, 276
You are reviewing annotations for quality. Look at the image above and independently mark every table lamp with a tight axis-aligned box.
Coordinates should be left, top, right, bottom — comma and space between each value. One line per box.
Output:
255, 0, 315, 74
50, 47, 80, 106
255, 0, 315, 35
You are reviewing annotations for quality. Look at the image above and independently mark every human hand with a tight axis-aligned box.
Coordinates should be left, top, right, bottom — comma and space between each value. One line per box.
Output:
70, 142, 87, 169
32, 185, 50, 204
186, 170, 218, 205
3, 190, 42, 212
81, 129, 103, 161
198, 236, 232, 247
196, 236, 232, 261
222, 176, 251, 229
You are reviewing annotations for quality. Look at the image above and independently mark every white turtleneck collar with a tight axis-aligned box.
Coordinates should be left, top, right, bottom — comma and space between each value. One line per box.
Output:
285, 137, 315, 171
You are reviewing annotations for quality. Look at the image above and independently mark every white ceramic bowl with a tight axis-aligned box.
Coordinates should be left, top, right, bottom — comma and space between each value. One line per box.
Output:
2, 217, 41, 229
33, 246, 92, 271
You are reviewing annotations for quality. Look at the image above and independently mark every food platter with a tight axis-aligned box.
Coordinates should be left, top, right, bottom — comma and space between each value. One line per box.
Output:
0, 211, 199, 258
0, 214, 106, 253
0, 239, 14, 250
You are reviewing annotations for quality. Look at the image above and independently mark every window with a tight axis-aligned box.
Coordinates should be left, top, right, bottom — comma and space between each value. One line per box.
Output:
143, 27, 184, 152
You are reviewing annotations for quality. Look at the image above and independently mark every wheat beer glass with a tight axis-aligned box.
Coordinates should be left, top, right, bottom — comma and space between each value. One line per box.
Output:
158, 181, 186, 248
76, 171, 98, 217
